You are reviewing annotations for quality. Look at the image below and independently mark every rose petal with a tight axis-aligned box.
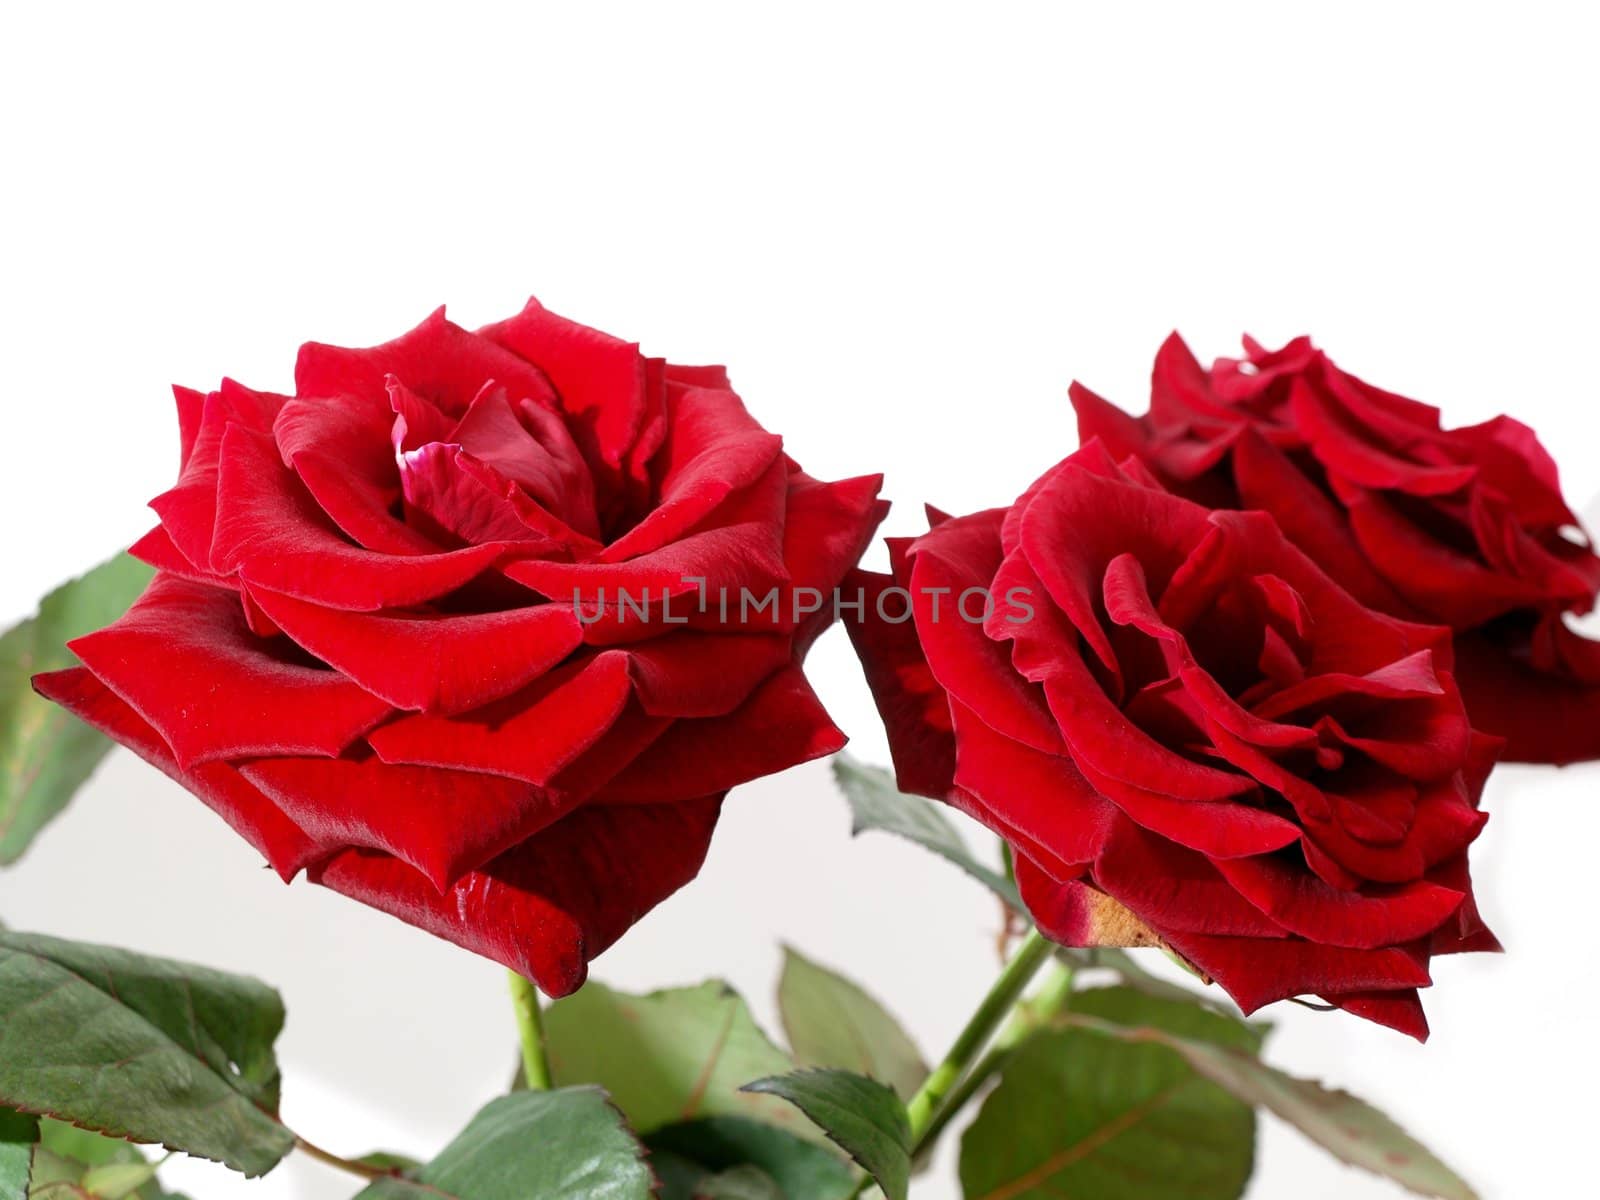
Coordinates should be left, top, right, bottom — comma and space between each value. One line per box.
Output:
1230, 429, 1415, 614
309, 797, 723, 997
598, 665, 846, 803
477, 297, 647, 478
1159, 927, 1432, 1015
212, 425, 509, 610
842, 568, 960, 800
622, 630, 791, 718
240, 754, 576, 892
1321, 989, 1430, 1040
948, 699, 1116, 870
149, 380, 288, 571
68, 574, 392, 768
1015, 860, 1165, 948
1210, 853, 1464, 950
598, 384, 784, 563
367, 652, 636, 786
273, 391, 444, 556
32, 667, 323, 880
1289, 373, 1478, 496
782, 470, 890, 652
296, 306, 559, 418
244, 586, 584, 715
505, 455, 791, 625
909, 510, 1064, 754
1453, 626, 1600, 764
451, 384, 602, 539
1091, 817, 1289, 938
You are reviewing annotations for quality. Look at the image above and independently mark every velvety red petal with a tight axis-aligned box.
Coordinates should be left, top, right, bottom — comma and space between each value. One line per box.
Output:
1014, 864, 1119, 944
272, 391, 446, 556
504, 455, 792, 625
622, 630, 790, 718
477, 296, 644, 452
1314, 680, 1472, 782
1451, 413, 1577, 529
597, 666, 845, 803
173, 385, 205, 471
1210, 854, 1464, 950
782, 471, 890, 653
451, 385, 602, 539
908, 511, 1064, 753
149, 380, 288, 571
245, 586, 584, 715
1249, 650, 1446, 720
993, 556, 1258, 805
1289, 374, 1477, 496
129, 524, 233, 588
1201, 510, 1443, 679
212, 425, 508, 610
1150, 332, 1241, 432
309, 797, 723, 997
1322, 989, 1430, 1040
842, 568, 960, 801
1159, 928, 1431, 1015
1091, 817, 1290, 938
398, 441, 563, 548
948, 700, 1116, 870
31, 667, 323, 880
366, 652, 635, 786
1426, 849, 1501, 956
295, 306, 559, 418
1453, 628, 1600, 764
1344, 490, 1548, 628
1068, 383, 1155, 466
1014, 460, 1213, 676
598, 384, 784, 563
240, 754, 575, 892
67, 575, 392, 769
1229, 429, 1415, 615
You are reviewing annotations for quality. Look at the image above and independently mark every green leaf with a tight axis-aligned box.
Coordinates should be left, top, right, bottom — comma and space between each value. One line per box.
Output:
353, 1151, 424, 1174
644, 1117, 853, 1200
1, 1108, 37, 1198
744, 1070, 911, 1200
1067, 986, 1267, 1055
1072, 948, 1244, 1018
831, 755, 1021, 910
778, 947, 928, 1101
78, 1159, 164, 1200
0, 552, 153, 864
961, 1025, 1255, 1200
19, 1121, 189, 1200
353, 1089, 652, 1200
544, 981, 821, 1143
1063, 1015, 1478, 1200
693, 1165, 784, 1200
646, 1148, 709, 1200
0, 930, 293, 1177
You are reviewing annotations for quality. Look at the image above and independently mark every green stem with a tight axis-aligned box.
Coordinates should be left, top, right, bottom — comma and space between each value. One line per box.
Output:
508, 971, 553, 1091
846, 930, 1056, 1198
911, 961, 1077, 1158
294, 1137, 389, 1181
906, 928, 1053, 1143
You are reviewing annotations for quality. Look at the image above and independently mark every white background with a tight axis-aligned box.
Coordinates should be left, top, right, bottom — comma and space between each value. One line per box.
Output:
3, 4, 1597, 1197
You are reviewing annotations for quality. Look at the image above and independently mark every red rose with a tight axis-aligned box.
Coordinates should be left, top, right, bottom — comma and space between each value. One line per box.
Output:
1073, 334, 1600, 764
35, 299, 886, 996
847, 441, 1497, 1038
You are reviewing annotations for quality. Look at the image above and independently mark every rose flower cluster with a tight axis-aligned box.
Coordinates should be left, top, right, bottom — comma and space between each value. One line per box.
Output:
849, 441, 1498, 1038
35, 300, 886, 996
38, 319, 1596, 1034
1072, 335, 1600, 764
